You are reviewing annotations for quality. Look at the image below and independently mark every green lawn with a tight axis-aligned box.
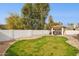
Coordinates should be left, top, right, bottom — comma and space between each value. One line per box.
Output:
5, 36, 79, 56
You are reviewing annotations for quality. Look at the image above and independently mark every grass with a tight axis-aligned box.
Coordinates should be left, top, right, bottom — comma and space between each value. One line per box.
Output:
5, 36, 79, 56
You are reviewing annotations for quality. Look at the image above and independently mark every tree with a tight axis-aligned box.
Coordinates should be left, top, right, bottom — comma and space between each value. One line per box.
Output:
6, 13, 25, 29
47, 15, 54, 29
0, 24, 7, 29
22, 3, 50, 29
48, 15, 54, 23
6, 3, 50, 30
6, 14, 16, 29
46, 15, 63, 30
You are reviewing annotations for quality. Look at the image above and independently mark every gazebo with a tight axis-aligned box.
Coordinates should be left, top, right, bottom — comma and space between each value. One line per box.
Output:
50, 24, 65, 36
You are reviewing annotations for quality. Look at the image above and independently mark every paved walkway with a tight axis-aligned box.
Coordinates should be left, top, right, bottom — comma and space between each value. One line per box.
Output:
65, 35, 79, 56
65, 35, 79, 50
0, 40, 14, 56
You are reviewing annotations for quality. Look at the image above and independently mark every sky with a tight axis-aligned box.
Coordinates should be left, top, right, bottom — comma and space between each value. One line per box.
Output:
0, 3, 79, 26
0, 3, 24, 24
49, 3, 79, 25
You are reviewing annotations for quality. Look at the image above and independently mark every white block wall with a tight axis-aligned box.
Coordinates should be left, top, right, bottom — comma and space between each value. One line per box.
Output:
65, 30, 79, 35
0, 30, 50, 41
0, 30, 13, 41
13, 30, 33, 39
1, 30, 79, 41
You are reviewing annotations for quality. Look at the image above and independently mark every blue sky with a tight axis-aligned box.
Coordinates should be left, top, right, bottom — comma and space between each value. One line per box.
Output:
0, 3, 79, 26
0, 3, 24, 24
49, 3, 79, 25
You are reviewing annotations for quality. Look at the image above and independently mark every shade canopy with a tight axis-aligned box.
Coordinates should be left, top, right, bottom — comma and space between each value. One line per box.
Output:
51, 24, 65, 30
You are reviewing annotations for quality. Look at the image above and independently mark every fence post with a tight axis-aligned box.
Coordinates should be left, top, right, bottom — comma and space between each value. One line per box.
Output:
51, 28, 54, 35
62, 27, 64, 36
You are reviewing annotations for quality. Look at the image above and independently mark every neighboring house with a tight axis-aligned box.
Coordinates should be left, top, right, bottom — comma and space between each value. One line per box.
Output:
66, 23, 79, 30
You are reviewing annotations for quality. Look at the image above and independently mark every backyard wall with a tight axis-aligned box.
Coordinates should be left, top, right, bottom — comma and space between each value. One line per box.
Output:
1, 30, 79, 41
0, 30, 50, 41
64, 30, 79, 35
